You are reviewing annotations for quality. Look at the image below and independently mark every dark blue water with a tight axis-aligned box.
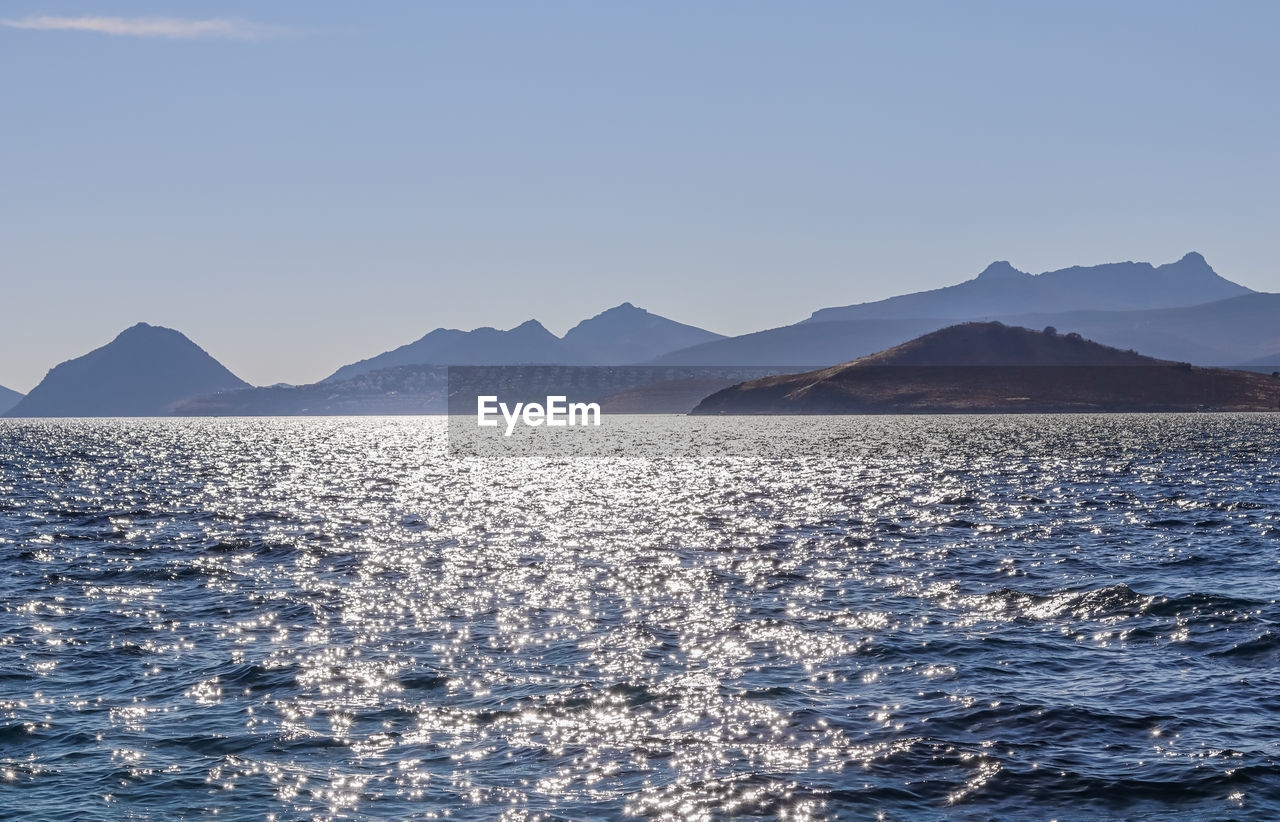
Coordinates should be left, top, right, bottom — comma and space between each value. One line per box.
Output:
2, 415, 1279, 820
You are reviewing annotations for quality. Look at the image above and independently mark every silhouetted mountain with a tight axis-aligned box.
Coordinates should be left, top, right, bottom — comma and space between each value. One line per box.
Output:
654, 318, 942, 366
658, 257, 1274, 369
325, 304, 723, 382
1238, 352, 1280, 369
805, 253, 1252, 323
994, 293, 1280, 365
692, 323, 1280, 415
325, 320, 564, 382
561, 302, 724, 363
6, 323, 249, 418
0, 385, 23, 415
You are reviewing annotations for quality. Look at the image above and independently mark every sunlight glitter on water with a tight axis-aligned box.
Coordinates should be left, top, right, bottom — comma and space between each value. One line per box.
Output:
2, 415, 1280, 819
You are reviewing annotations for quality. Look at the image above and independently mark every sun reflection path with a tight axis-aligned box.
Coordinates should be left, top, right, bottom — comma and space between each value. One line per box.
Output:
0, 415, 1279, 819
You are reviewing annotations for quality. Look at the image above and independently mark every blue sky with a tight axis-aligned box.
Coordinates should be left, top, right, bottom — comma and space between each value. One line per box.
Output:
2, 1, 1277, 390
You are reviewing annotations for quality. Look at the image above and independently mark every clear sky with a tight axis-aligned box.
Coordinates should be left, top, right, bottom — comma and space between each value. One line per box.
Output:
2, 1, 1277, 390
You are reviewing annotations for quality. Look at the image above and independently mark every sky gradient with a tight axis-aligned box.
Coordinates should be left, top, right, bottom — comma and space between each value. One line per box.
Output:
3, 1, 1278, 390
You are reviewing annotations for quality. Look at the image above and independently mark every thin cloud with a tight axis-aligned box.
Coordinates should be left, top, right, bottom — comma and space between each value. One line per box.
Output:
0, 15, 293, 41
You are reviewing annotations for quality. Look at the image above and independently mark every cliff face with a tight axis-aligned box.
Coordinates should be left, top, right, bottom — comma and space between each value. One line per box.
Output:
6, 323, 249, 417
691, 323, 1280, 415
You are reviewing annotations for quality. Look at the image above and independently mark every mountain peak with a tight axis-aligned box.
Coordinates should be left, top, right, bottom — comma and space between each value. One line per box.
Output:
974, 261, 1028, 281
1156, 251, 1244, 287
562, 303, 725, 364
581, 302, 647, 321
6, 324, 248, 417
113, 321, 194, 343
118, 321, 163, 335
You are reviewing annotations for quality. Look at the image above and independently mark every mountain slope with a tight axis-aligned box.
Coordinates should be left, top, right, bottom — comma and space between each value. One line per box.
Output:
6, 323, 249, 417
993, 293, 1280, 365
658, 292, 1280, 369
178, 366, 451, 416
325, 303, 723, 382
806, 253, 1253, 323
561, 302, 724, 364
692, 323, 1280, 415
653, 317, 942, 366
325, 320, 564, 382
0, 385, 23, 415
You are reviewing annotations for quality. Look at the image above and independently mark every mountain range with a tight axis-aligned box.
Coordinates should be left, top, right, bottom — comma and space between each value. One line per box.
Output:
804, 252, 1251, 323
5, 253, 1280, 417
657, 302, 1280, 368
5, 304, 729, 417
325, 302, 724, 382
659, 253, 1280, 367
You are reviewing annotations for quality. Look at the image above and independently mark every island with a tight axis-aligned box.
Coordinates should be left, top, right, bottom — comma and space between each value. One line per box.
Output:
690, 322, 1280, 415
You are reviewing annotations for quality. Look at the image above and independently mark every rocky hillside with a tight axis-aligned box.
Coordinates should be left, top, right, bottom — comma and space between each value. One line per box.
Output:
692, 323, 1280, 415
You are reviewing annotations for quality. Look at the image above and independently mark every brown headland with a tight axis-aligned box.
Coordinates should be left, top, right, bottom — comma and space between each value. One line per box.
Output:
690, 322, 1280, 415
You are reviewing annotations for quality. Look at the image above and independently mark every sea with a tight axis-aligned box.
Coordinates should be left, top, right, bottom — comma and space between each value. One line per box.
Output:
1, 415, 1279, 821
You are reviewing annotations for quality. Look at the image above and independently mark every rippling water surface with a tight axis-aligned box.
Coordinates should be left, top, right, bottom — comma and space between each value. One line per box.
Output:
2, 415, 1280, 820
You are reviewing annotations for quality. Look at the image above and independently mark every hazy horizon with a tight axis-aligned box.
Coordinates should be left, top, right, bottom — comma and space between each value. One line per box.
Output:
3, 1, 1278, 390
